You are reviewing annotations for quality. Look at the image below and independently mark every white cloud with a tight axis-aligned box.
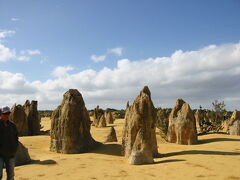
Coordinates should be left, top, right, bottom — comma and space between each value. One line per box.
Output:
27, 49, 41, 55
90, 47, 123, 63
40, 56, 48, 64
0, 30, 16, 39
11, 18, 19, 21
0, 30, 42, 63
17, 49, 41, 62
17, 56, 30, 61
108, 47, 123, 56
0, 30, 16, 62
52, 65, 74, 78
21, 49, 41, 55
91, 54, 106, 63
0, 42, 240, 110
0, 44, 16, 62
0, 71, 37, 94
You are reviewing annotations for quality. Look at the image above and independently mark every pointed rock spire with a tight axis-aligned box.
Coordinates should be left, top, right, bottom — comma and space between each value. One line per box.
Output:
105, 127, 118, 142
50, 89, 100, 153
167, 99, 197, 145
122, 86, 158, 165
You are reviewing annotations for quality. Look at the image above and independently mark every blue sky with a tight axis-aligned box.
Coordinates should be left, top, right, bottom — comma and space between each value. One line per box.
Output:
0, 0, 240, 110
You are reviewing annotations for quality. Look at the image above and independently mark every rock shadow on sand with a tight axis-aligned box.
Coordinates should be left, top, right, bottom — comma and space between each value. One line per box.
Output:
127, 158, 186, 165
162, 150, 240, 157
153, 159, 186, 164
90, 144, 122, 156
198, 137, 240, 144
30, 159, 57, 165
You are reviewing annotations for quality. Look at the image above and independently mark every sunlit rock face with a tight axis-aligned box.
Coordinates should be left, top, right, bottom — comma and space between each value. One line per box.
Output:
122, 86, 158, 165
228, 111, 240, 136
50, 89, 100, 154
10, 104, 28, 136
167, 99, 198, 145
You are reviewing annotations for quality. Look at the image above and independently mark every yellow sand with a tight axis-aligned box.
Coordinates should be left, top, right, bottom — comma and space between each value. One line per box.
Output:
3, 117, 240, 180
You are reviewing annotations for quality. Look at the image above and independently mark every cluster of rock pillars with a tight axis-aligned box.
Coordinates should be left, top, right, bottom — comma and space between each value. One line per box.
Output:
10, 86, 240, 165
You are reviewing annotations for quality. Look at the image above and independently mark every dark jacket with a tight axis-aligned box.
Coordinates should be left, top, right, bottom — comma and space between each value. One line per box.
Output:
0, 120, 19, 158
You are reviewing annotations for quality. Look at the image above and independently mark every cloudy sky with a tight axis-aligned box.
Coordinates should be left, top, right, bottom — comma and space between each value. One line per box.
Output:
0, 0, 240, 110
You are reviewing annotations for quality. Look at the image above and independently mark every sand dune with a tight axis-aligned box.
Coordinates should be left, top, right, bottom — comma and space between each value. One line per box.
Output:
3, 118, 240, 180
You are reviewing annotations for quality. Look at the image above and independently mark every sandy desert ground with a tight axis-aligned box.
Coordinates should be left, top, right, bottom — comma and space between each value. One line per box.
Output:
3, 117, 240, 180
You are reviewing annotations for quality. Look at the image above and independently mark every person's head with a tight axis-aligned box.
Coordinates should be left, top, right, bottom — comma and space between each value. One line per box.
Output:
1, 106, 11, 121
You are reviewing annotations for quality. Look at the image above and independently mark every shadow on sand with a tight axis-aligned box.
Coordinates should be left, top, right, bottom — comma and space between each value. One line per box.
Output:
162, 150, 240, 158
90, 144, 122, 156
30, 159, 57, 165
198, 132, 228, 136
38, 130, 50, 135
153, 159, 186, 164
130, 159, 186, 165
198, 138, 240, 144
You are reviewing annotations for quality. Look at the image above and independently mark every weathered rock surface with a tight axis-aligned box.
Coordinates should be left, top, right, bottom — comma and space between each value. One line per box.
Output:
92, 106, 105, 127
15, 142, 31, 166
97, 115, 107, 128
105, 111, 114, 124
104, 127, 118, 142
194, 110, 203, 134
122, 86, 158, 165
126, 101, 129, 109
156, 108, 169, 139
10, 104, 28, 136
167, 99, 197, 145
24, 100, 41, 135
50, 89, 100, 153
228, 111, 240, 136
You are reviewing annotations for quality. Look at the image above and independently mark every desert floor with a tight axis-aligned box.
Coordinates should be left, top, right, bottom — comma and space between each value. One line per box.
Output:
3, 117, 240, 180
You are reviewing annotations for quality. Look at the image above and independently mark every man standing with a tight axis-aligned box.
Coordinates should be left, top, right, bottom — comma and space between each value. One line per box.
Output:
0, 106, 18, 180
